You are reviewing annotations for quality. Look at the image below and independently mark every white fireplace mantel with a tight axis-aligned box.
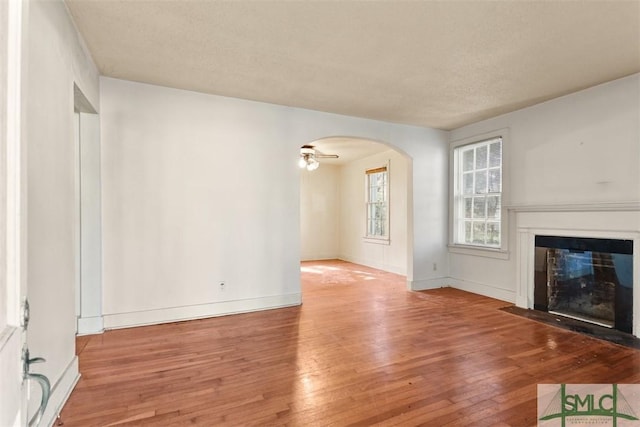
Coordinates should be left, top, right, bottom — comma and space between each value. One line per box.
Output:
515, 209, 640, 338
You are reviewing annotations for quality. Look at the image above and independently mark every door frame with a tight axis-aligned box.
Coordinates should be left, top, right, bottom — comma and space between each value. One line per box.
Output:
0, 0, 28, 425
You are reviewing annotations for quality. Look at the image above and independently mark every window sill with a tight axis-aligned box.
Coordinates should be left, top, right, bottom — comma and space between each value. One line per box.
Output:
448, 243, 509, 260
363, 237, 390, 245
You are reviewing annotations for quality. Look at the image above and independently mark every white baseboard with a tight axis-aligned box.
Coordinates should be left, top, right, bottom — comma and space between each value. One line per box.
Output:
515, 295, 529, 309
409, 277, 451, 291
301, 255, 340, 261
103, 293, 302, 330
77, 316, 104, 335
337, 255, 406, 275
410, 276, 515, 303
448, 278, 515, 303
43, 356, 80, 427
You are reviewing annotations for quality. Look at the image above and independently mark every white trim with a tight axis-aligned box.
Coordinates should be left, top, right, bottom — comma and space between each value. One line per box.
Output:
2, 1, 27, 426
507, 201, 640, 212
338, 254, 405, 275
516, 224, 640, 338
448, 278, 515, 303
409, 276, 515, 303
103, 294, 302, 330
77, 316, 103, 336
362, 237, 390, 245
409, 277, 450, 291
448, 244, 510, 260
515, 229, 532, 308
73, 112, 80, 331
449, 128, 510, 253
40, 356, 79, 427
300, 255, 340, 262
5, 0, 25, 330
364, 160, 390, 240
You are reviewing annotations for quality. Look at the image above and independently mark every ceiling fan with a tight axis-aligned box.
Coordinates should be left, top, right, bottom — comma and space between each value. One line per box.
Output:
298, 144, 338, 171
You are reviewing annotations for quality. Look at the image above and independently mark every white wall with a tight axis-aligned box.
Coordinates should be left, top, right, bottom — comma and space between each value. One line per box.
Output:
339, 149, 408, 274
300, 165, 340, 261
447, 74, 640, 301
78, 112, 103, 335
101, 77, 449, 326
100, 78, 301, 327
26, 0, 99, 424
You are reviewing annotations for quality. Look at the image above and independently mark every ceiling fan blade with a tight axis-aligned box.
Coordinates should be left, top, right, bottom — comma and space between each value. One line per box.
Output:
300, 144, 338, 159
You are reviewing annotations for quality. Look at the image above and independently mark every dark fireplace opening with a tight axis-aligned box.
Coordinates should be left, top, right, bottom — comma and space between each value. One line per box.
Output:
534, 236, 633, 334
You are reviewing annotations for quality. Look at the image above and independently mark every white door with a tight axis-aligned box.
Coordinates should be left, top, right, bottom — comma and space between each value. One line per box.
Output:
0, 1, 49, 426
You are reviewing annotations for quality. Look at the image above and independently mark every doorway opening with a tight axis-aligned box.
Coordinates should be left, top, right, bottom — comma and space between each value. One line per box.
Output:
299, 137, 412, 294
73, 84, 103, 339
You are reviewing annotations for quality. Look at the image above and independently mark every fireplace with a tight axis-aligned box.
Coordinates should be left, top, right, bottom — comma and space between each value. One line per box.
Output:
533, 235, 633, 333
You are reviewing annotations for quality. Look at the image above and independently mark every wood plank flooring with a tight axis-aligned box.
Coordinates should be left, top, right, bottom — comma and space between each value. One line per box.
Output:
60, 260, 640, 426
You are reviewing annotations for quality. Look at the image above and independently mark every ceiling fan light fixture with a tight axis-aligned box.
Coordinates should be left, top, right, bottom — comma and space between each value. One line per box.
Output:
300, 146, 315, 156
306, 158, 319, 171
298, 144, 337, 171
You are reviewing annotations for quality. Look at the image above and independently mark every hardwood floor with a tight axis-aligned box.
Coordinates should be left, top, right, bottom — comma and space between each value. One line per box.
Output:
60, 260, 640, 426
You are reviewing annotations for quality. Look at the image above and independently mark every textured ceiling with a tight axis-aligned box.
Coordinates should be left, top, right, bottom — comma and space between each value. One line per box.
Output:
65, 0, 640, 131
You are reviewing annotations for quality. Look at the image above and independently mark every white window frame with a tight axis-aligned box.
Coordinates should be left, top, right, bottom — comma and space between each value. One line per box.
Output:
449, 129, 509, 258
364, 163, 390, 244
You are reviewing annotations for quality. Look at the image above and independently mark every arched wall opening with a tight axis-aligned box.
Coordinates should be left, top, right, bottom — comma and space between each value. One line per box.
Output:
299, 136, 413, 279
287, 113, 449, 294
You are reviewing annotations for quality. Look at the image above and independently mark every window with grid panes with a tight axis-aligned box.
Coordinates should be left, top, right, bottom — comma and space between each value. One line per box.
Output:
454, 137, 502, 247
365, 166, 388, 239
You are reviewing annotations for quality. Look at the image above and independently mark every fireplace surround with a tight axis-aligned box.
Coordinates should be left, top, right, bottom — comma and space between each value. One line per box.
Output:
515, 209, 640, 338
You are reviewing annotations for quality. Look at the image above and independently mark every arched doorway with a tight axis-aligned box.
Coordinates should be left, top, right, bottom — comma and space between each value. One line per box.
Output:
299, 136, 413, 292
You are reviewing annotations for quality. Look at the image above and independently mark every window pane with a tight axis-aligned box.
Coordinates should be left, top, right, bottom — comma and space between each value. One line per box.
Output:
366, 170, 388, 238
463, 149, 474, 172
464, 197, 473, 219
464, 221, 472, 244
474, 171, 487, 194
488, 169, 501, 193
473, 197, 486, 219
487, 222, 500, 245
463, 172, 473, 195
475, 145, 487, 169
486, 195, 501, 219
472, 222, 486, 244
368, 220, 374, 236
373, 173, 382, 187
454, 138, 502, 248
489, 142, 501, 168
